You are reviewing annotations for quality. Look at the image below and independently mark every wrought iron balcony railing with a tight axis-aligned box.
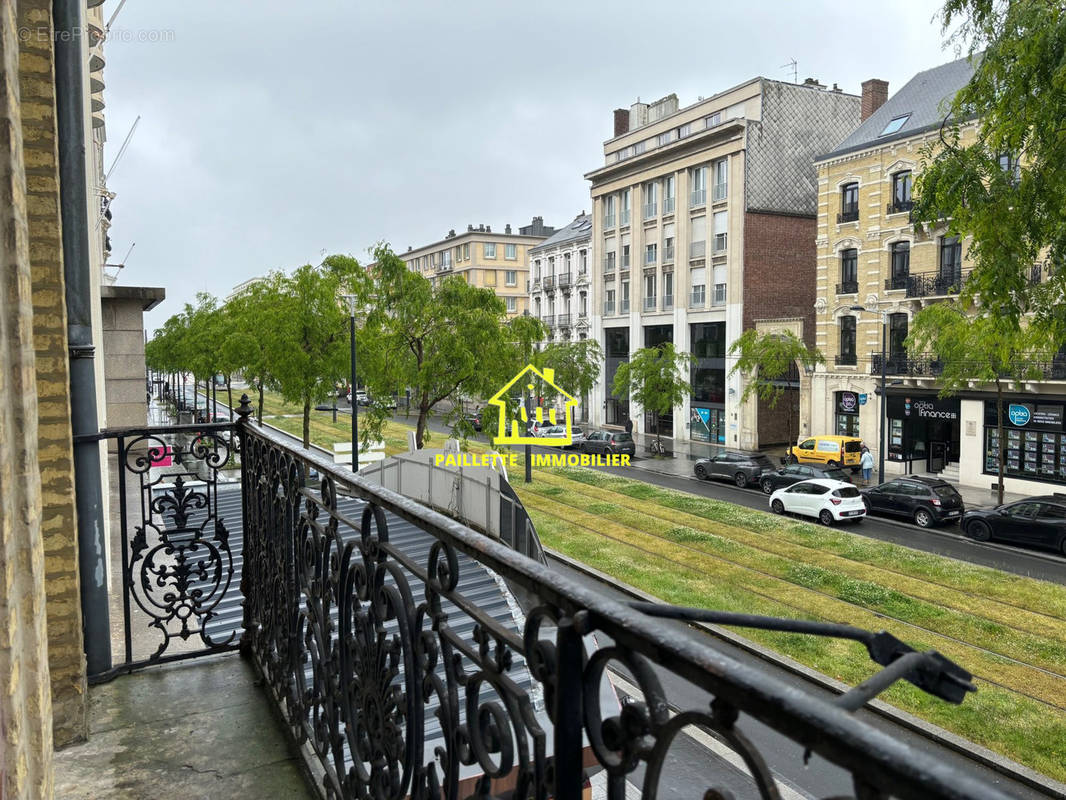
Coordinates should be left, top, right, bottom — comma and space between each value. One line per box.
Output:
837, 209, 859, 223
542, 275, 555, 291
905, 270, 971, 298
77, 399, 1012, 800
556, 313, 571, 327
887, 199, 914, 215
542, 314, 554, 327
557, 272, 572, 289
836, 353, 858, 366
870, 353, 944, 377
836, 280, 859, 295
885, 274, 908, 291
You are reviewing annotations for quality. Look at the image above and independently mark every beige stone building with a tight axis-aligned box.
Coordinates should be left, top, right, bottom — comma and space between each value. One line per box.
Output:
402, 216, 554, 316
808, 55, 1066, 497
585, 82, 860, 453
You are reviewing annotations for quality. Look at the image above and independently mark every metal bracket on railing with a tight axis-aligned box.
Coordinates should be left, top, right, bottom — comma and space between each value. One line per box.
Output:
627, 602, 976, 708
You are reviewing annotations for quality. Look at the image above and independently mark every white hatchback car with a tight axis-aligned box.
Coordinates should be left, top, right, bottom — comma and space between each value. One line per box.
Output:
769, 478, 866, 526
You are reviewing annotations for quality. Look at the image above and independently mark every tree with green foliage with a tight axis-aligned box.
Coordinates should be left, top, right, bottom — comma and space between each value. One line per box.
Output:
259, 256, 360, 448
913, 0, 1066, 338
729, 329, 824, 448
540, 338, 604, 422
611, 343, 692, 453
356, 244, 526, 449
907, 304, 1052, 504
223, 284, 278, 424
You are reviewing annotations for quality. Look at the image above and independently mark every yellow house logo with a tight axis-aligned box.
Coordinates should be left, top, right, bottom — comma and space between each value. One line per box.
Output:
490, 365, 577, 446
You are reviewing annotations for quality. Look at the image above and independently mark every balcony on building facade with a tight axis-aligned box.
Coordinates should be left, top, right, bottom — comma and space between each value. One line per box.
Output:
836, 281, 859, 295
643, 202, 657, 220
690, 188, 707, 208
712, 183, 728, 203
542, 314, 555, 328
837, 209, 859, 224
603, 301, 616, 316
542, 275, 555, 292
603, 213, 616, 229
905, 270, 972, 299
690, 287, 706, 308
884, 274, 908, 292
67, 396, 1005, 800
557, 313, 571, 328
643, 295, 658, 312
663, 196, 676, 214
662, 294, 674, 311
620, 209, 631, 227
663, 245, 675, 264
690, 240, 707, 260
712, 283, 727, 307
557, 272, 572, 290
835, 353, 858, 367
603, 256, 616, 274
870, 353, 944, 377
886, 199, 915, 215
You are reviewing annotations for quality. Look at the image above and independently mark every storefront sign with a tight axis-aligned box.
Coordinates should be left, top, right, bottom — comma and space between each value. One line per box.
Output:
838, 391, 858, 413
1008, 404, 1031, 426
858, 393, 868, 406
888, 395, 960, 421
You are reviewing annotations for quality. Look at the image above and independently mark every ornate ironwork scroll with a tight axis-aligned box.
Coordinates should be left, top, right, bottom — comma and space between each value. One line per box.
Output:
233, 395, 1013, 800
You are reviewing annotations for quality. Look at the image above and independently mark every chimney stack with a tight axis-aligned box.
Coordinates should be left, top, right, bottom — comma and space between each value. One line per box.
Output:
613, 108, 629, 137
505, 223, 512, 234
861, 79, 889, 122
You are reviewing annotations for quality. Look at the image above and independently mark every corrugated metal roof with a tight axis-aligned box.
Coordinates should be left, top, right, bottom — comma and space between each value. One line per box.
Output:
822, 54, 979, 160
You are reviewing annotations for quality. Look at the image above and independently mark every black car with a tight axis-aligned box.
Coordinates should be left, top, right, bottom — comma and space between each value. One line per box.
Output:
760, 463, 853, 494
860, 476, 965, 528
581, 430, 636, 457
962, 496, 1066, 555
694, 451, 776, 489
462, 411, 482, 432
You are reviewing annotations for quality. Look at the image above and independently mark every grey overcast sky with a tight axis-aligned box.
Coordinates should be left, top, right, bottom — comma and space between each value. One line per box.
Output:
102, 0, 955, 331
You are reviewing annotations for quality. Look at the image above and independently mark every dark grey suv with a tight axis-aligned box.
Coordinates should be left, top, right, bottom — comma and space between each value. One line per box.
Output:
860, 476, 965, 527
581, 430, 636, 457
694, 451, 777, 489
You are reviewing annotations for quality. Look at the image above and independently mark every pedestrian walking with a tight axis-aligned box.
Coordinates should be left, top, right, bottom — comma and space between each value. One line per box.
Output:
860, 447, 874, 486
624, 417, 634, 436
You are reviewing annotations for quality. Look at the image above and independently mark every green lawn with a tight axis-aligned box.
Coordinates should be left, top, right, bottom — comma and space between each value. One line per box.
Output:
249, 390, 1066, 782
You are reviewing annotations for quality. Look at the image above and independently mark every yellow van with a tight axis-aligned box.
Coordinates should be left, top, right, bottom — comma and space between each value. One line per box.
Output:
787, 435, 864, 468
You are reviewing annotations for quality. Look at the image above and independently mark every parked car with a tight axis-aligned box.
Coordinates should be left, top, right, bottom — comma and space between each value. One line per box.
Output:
581, 430, 636, 457
962, 496, 1066, 555
769, 479, 866, 526
694, 451, 776, 489
539, 425, 586, 449
461, 410, 482, 431
786, 435, 863, 469
760, 463, 853, 495
860, 476, 964, 528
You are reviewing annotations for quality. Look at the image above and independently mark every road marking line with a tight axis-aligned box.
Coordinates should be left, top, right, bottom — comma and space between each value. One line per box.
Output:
609, 672, 812, 800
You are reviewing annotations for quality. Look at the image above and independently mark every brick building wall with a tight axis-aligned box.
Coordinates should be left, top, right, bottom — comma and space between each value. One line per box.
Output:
742, 210, 816, 446
1, 0, 55, 796
19, 0, 88, 749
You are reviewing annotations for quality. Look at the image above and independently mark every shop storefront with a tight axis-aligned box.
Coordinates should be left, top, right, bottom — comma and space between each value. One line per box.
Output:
886, 393, 961, 473
834, 391, 862, 437
691, 323, 725, 445
984, 399, 1066, 484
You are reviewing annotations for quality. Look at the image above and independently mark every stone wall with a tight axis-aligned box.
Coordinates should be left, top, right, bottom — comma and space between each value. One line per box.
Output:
0, 0, 55, 796
101, 286, 163, 432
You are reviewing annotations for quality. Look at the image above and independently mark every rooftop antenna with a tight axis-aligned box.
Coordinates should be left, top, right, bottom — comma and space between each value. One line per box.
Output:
106, 0, 131, 32
781, 58, 798, 84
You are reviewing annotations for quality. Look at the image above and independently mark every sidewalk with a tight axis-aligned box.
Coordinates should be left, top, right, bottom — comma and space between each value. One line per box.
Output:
626, 451, 1026, 510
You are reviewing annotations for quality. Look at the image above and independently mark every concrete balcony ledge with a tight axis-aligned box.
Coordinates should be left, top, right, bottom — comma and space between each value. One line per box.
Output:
54, 653, 314, 799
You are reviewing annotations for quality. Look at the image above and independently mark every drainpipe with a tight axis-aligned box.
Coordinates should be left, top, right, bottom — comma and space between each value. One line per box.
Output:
55, 0, 112, 675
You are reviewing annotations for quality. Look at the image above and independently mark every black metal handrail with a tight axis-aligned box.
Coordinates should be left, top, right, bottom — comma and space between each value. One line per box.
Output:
905, 270, 971, 298
233, 396, 1006, 800
885, 275, 908, 291
870, 353, 944, 377
837, 209, 859, 223
835, 353, 857, 366
836, 281, 858, 295
886, 200, 914, 215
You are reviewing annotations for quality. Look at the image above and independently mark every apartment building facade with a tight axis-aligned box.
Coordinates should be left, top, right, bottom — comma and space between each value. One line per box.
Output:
807, 56, 1066, 496
403, 217, 554, 316
528, 213, 593, 344
586, 82, 860, 454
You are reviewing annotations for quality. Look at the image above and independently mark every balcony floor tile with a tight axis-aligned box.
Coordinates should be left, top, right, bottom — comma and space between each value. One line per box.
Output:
54, 653, 314, 799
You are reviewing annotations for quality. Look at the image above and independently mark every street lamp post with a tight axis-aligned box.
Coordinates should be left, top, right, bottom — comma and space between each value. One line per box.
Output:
850, 305, 887, 483
343, 295, 359, 473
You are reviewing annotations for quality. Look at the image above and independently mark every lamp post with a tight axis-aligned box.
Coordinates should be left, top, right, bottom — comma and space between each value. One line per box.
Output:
342, 294, 360, 473
850, 305, 887, 484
